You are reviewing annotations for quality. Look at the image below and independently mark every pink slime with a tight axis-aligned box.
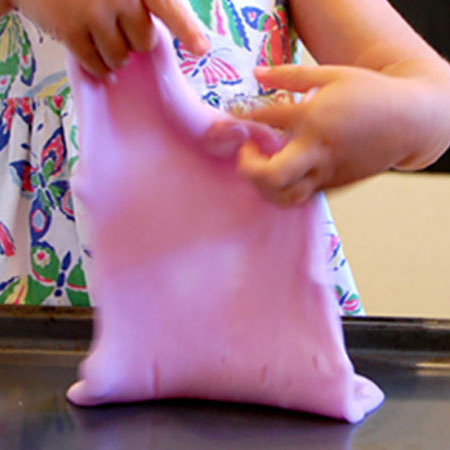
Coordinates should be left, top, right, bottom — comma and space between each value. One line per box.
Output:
66, 20, 384, 423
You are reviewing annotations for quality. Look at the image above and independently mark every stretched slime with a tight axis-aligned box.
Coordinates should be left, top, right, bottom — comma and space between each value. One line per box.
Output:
66, 21, 384, 423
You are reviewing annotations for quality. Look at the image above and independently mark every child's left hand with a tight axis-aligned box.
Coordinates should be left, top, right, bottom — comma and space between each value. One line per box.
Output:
234, 63, 450, 207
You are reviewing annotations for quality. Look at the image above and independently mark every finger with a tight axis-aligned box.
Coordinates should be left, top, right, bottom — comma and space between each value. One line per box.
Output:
118, 5, 154, 53
203, 120, 249, 157
233, 103, 303, 130
245, 120, 288, 156
238, 141, 272, 182
144, 0, 209, 55
91, 22, 129, 71
253, 64, 367, 92
67, 30, 111, 80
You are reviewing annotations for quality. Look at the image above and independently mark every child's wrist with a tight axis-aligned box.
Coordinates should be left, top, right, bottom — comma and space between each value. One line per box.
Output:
393, 80, 450, 170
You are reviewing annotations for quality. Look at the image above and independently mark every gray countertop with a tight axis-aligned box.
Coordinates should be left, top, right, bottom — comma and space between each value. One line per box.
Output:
1, 307, 449, 450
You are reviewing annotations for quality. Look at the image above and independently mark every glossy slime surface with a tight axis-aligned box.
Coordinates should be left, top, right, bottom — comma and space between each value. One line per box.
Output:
66, 20, 384, 423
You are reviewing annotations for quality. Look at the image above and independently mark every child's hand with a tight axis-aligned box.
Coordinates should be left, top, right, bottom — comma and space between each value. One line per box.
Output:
234, 64, 450, 207
11, 0, 208, 81
0, 0, 11, 15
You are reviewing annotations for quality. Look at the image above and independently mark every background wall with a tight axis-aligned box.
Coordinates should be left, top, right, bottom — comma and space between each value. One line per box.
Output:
298, 1, 450, 318
328, 173, 450, 319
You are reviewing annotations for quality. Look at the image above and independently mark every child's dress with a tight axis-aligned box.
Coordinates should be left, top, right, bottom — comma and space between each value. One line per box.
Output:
0, 4, 362, 315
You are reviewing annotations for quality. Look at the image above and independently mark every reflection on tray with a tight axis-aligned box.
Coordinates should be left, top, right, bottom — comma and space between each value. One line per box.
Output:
68, 400, 359, 450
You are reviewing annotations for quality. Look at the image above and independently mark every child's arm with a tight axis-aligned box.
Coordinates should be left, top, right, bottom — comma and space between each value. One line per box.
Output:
290, 0, 443, 69
234, 0, 450, 207
291, 0, 450, 169
10, 0, 208, 81
0, 0, 11, 15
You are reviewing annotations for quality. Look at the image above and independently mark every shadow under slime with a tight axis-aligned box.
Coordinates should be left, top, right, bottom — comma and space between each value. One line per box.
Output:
67, 399, 359, 450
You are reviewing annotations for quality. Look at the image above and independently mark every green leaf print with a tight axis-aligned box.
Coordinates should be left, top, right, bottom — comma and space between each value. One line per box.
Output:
265, 38, 274, 66
0, 13, 35, 98
25, 275, 54, 305
68, 125, 80, 175
18, 21, 34, 85
188, 0, 249, 50
188, 0, 214, 29
70, 125, 79, 151
48, 182, 65, 201
30, 171, 40, 188
66, 259, 90, 307
15, 247, 91, 306
42, 158, 55, 182
48, 86, 71, 116
221, 0, 248, 49
0, 54, 19, 98
1, 245, 89, 306
256, 13, 270, 31
31, 244, 60, 284
38, 189, 52, 212
0, 278, 21, 304
68, 156, 79, 175
0, 14, 9, 35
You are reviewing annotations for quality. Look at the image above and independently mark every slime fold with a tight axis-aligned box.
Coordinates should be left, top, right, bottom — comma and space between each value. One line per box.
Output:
66, 21, 384, 423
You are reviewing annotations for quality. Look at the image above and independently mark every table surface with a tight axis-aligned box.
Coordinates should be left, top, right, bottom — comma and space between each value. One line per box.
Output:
1, 307, 450, 450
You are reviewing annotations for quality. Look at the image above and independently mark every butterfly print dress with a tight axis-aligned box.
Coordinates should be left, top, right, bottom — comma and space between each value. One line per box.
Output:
0, 5, 363, 315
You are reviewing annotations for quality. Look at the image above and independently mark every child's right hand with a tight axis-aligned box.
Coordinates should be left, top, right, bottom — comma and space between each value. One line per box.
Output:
10, 0, 208, 81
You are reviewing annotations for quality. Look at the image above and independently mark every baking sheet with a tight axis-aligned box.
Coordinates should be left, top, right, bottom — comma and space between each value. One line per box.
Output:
1, 306, 449, 450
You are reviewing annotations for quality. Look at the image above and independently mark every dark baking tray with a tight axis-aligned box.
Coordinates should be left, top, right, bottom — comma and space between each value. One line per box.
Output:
1, 305, 449, 450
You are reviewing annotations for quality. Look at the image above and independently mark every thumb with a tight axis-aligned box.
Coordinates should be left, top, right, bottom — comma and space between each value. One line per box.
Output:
202, 119, 249, 158
202, 117, 286, 158
143, 0, 209, 55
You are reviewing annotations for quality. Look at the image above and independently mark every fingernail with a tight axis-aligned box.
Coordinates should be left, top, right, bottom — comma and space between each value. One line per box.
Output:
302, 87, 319, 103
193, 35, 210, 55
254, 66, 270, 76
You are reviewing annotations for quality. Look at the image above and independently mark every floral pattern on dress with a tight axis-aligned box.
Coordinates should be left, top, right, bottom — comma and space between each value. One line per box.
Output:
241, 1, 293, 66
179, 0, 295, 105
0, 13, 35, 100
0, 12, 83, 306
0, 243, 88, 306
10, 125, 74, 242
175, 38, 243, 88
188, 0, 251, 50
0, 221, 15, 256
326, 227, 363, 315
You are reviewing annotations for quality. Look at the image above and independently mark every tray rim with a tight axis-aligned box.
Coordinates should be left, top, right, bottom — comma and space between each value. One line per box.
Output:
1, 305, 449, 353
